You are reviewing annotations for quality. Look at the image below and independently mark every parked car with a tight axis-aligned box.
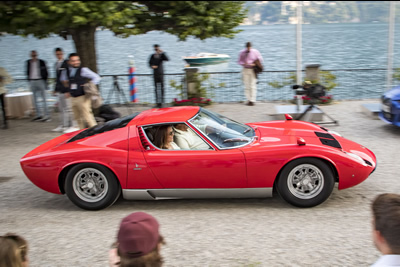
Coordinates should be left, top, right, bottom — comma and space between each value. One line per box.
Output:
379, 85, 400, 127
20, 106, 377, 210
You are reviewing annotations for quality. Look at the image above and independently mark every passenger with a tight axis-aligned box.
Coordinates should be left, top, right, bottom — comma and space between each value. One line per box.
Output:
153, 125, 180, 150
109, 212, 165, 267
0, 233, 29, 267
173, 123, 212, 150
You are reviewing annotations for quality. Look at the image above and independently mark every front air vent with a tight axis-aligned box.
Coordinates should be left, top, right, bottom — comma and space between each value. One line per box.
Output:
315, 131, 342, 149
315, 132, 334, 139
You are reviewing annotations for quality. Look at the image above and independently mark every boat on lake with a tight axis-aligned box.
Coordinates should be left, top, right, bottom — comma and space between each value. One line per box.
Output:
183, 52, 230, 65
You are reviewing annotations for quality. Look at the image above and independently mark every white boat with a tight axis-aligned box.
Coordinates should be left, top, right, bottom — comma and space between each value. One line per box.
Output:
183, 52, 230, 65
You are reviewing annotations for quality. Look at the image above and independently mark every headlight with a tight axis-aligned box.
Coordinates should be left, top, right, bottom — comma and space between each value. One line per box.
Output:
345, 152, 366, 166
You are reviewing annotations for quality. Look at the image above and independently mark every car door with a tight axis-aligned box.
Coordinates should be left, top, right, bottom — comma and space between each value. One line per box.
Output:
139, 127, 247, 189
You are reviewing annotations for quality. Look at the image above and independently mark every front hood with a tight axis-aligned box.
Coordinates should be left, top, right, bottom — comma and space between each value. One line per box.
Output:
249, 120, 325, 138
384, 85, 400, 100
248, 120, 376, 169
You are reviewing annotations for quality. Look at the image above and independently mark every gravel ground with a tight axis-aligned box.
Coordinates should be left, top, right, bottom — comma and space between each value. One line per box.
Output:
1, 99, 399, 267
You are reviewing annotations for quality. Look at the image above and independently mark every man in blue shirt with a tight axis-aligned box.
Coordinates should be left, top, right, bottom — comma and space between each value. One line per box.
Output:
60, 53, 101, 129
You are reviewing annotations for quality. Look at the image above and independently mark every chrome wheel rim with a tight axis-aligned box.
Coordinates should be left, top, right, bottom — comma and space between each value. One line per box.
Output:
287, 164, 324, 199
72, 168, 108, 202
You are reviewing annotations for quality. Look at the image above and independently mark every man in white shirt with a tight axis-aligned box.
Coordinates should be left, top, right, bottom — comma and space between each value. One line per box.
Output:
52, 48, 79, 133
370, 193, 400, 267
60, 53, 101, 129
173, 123, 211, 150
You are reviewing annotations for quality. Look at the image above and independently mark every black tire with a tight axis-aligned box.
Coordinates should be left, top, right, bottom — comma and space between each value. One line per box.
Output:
65, 163, 121, 210
276, 158, 335, 208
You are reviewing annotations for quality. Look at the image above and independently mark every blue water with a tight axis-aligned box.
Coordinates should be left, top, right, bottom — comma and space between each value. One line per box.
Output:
1, 23, 399, 102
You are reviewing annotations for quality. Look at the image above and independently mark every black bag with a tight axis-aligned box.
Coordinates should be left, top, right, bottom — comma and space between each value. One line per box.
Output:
98, 104, 121, 122
254, 59, 263, 79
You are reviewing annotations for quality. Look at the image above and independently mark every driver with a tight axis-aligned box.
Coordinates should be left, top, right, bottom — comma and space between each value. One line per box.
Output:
173, 123, 212, 150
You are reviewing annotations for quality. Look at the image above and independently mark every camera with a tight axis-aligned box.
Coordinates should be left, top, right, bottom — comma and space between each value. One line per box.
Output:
292, 82, 326, 99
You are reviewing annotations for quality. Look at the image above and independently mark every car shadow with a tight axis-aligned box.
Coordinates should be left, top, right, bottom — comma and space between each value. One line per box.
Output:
11, 183, 367, 212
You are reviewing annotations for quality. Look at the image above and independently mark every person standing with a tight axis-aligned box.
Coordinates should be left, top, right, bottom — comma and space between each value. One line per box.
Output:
60, 53, 100, 130
52, 48, 78, 133
149, 44, 169, 108
0, 67, 13, 129
26, 50, 50, 121
238, 42, 263, 106
370, 193, 400, 266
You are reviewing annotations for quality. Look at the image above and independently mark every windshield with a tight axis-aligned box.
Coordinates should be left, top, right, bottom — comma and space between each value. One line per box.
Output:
189, 108, 255, 149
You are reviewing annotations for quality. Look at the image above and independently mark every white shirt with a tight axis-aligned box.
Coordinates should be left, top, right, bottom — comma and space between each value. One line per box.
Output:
60, 67, 101, 85
169, 142, 180, 150
29, 60, 41, 79
173, 126, 210, 150
371, 255, 400, 267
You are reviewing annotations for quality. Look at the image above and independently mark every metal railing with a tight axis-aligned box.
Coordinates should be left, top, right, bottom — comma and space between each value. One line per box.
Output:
8, 68, 388, 104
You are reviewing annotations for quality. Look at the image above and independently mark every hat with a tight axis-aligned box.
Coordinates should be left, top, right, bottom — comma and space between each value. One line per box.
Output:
117, 212, 160, 258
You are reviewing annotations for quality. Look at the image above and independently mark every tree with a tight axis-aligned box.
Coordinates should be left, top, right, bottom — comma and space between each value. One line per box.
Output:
0, 1, 246, 73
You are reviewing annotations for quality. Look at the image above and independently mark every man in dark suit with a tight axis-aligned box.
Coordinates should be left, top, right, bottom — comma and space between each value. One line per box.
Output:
26, 50, 50, 121
149, 44, 169, 108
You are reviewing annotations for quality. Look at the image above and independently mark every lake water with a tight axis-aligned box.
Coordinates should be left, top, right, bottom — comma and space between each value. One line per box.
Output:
1, 23, 400, 101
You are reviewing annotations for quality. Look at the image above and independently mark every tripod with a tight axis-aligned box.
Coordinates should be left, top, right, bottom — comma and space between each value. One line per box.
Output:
295, 99, 339, 125
106, 75, 132, 114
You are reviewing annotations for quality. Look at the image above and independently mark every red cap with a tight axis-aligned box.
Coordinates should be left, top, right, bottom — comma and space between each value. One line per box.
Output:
117, 212, 160, 258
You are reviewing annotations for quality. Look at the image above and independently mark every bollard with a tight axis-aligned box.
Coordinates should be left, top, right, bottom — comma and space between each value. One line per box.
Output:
184, 67, 199, 99
129, 55, 137, 103
305, 64, 321, 82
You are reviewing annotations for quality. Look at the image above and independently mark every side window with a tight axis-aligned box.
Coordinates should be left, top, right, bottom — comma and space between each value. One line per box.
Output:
173, 123, 212, 150
143, 124, 181, 150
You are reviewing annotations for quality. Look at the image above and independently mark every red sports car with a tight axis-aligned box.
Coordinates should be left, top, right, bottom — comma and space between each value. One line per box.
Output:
20, 106, 377, 210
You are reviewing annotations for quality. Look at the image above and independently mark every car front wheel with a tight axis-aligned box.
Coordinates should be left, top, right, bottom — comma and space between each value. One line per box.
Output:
65, 163, 121, 210
276, 158, 335, 207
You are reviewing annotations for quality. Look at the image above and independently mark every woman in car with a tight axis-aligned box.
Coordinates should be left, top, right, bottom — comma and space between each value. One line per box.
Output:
153, 125, 180, 150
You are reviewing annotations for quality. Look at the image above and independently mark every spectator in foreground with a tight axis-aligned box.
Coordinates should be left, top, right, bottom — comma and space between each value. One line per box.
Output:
371, 193, 400, 266
0, 233, 29, 267
109, 212, 165, 267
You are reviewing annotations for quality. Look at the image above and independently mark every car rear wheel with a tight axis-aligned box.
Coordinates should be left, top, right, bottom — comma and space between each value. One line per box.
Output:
276, 158, 335, 208
65, 163, 121, 210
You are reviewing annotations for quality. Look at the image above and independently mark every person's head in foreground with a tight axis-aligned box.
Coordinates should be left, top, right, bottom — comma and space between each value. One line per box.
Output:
110, 212, 165, 267
0, 233, 29, 267
372, 193, 400, 255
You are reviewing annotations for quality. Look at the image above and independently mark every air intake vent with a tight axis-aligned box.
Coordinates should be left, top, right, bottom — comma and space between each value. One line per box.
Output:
315, 132, 334, 139
138, 127, 155, 151
315, 131, 341, 149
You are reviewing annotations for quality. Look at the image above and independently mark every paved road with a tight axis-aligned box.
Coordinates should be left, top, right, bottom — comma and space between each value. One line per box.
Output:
1, 100, 399, 267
